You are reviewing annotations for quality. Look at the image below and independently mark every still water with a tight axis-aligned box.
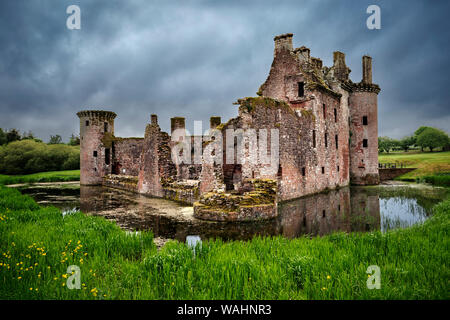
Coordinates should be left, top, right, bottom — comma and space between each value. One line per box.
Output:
15, 183, 448, 242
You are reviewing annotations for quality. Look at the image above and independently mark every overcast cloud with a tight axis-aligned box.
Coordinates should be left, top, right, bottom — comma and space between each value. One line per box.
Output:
0, 0, 449, 141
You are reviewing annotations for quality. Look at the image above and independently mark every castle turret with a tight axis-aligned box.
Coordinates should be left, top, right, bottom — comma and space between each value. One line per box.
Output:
77, 110, 116, 185
349, 56, 380, 185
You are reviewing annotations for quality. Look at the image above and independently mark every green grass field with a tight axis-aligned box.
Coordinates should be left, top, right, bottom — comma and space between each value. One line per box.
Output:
379, 151, 450, 180
0, 170, 80, 185
1, 185, 449, 299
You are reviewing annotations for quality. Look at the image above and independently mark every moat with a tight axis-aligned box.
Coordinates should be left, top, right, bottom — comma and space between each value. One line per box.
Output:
14, 182, 449, 243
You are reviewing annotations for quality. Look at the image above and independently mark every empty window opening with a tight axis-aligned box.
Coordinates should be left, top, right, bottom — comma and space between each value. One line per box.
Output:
94, 167, 97, 172
302, 167, 306, 176
85, 120, 89, 126
325, 133, 328, 148
363, 139, 368, 148
322, 210, 326, 218
323, 104, 326, 119
337, 165, 340, 172
335, 134, 338, 149
338, 204, 341, 212
363, 116, 368, 125
334, 108, 337, 122
321, 167, 325, 174
93, 151, 97, 157
298, 82, 304, 97
104, 122, 108, 132
105, 148, 110, 165
313, 130, 316, 148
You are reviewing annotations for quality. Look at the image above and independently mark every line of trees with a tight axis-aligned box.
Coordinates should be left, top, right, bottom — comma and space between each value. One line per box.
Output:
0, 128, 80, 146
379, 126, 450, 153
0, 128, 81, 175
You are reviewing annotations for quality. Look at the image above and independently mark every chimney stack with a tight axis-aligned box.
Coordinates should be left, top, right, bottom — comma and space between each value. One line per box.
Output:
171, 117, 185, 134
333, 51, 350, 81
362, 55, 372, 84
274, 33, 293, 54
210, 116, 221, 129
151, 114, 158, 125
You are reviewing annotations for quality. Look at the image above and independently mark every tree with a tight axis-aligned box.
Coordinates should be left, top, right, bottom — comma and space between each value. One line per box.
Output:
416, 127, 449, 152
68, 134, 80, 146
414, 126, 432, 151
378, 136, 397, 153
49, 134, 62, 144
6, 129, 21, 143
0, 128, 7, 146
399, 135, 416, 152
21, 131, 35, 140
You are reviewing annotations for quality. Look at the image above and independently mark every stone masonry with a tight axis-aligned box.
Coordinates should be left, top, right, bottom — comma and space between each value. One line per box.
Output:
77, 33, 381, 221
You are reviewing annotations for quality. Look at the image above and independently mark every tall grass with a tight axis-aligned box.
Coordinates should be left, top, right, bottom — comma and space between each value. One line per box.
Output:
0, 185, 449, 299
0, 170, 80, 185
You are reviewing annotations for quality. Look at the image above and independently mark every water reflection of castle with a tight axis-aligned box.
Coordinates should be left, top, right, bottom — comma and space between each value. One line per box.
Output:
279, 188, 380, 237
80, 186, 381, 241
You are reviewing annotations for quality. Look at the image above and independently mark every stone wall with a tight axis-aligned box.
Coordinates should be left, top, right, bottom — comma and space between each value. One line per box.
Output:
194, 179, 277, 221
379, 168, 416, 181
103, 174, 138, 192
112, 138, 144, 176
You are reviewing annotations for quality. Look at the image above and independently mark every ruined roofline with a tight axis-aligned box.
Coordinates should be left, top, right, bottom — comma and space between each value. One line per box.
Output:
77, 110, 117, 120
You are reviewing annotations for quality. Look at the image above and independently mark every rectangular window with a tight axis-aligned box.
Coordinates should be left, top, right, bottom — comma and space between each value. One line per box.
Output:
325, 133, 328, 148
105, 148, 110, 165
313, 130, 316, 148
334, 108, 337, 122
302, 167, 306, 176
298, 82, 304, 97
104, 122, 108, 132
93, 151, 97, 157
86, 120, 89, 126
323, 104, 326, 119
321, 167, 325, 174
337, 165, 340, 172
335, 134, 338, 149
363, 116, 368, 125
363, 139, 368, 148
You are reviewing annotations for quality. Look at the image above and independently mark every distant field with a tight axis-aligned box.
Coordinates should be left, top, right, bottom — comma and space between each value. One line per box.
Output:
379, 151, 450, 180
0, 170, 80, 185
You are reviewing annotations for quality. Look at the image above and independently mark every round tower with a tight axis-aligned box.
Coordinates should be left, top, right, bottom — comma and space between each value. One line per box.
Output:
349, 56, 380, 185
77, 110, 117, 185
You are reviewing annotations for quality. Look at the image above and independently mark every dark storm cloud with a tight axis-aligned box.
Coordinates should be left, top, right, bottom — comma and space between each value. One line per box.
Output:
0, 0, 449, 141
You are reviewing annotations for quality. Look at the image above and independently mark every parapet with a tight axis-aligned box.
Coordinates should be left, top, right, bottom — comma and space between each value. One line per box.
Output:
77, 110, 117, 120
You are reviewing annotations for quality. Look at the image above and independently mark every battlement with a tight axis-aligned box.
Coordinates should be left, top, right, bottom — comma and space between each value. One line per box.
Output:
77, 110, 117, 120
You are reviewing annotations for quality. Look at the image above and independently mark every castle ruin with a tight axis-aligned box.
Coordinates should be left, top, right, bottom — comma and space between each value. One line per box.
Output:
77, 33, 380, 221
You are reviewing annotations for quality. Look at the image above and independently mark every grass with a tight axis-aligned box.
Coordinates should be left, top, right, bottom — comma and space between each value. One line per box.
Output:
1, 185, 449, 299
379, 151, 450, 180
0, 170, 80, 185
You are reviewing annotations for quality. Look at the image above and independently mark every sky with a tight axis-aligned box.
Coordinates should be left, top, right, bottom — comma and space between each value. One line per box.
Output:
0, 0, 449, 142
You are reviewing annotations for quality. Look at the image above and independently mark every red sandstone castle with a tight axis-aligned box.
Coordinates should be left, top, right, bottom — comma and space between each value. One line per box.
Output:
77, 33, 380, 221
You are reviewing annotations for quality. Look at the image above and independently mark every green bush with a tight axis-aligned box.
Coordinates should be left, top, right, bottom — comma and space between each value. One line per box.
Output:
0, 140, 79, 175
418, 174, 450, 187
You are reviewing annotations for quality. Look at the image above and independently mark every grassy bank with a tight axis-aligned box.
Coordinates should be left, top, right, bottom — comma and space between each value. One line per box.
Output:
0, 185, 449, 299
379, 151, 450, 181
0, 170, 80, 185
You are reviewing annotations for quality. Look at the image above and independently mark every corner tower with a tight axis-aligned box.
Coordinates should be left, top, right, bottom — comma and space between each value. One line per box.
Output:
349, 56, 380, 185
77, 110, 117, 185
